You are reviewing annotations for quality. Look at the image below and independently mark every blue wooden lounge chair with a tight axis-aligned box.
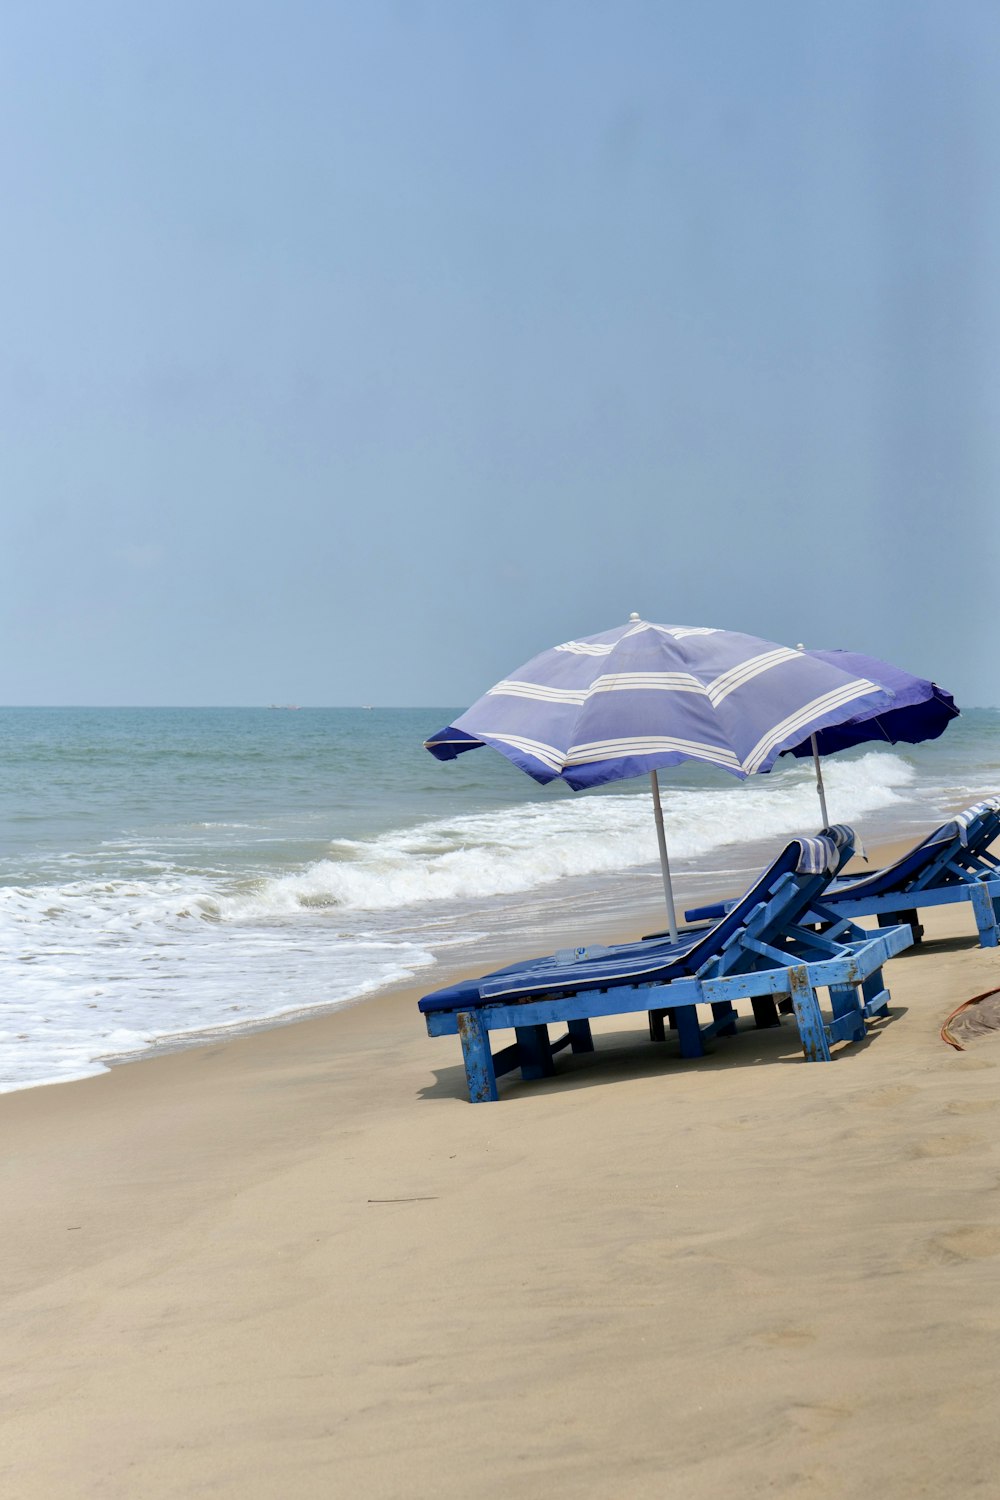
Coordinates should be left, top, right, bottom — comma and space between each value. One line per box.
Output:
419, 831, 912, 1102
686, 798, 1000, 950
813, 796, 1000, 947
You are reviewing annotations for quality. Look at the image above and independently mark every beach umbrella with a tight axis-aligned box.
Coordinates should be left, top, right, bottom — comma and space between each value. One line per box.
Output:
786, 648, 959, 826
425, 615, 893, 942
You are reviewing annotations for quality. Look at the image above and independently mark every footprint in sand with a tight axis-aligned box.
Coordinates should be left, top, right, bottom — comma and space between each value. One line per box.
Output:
861, 1083, 919, 1108
617, 1232, 728, 1268
754, 1326, 817, 1349
929, 1225, 1000, 1261
785, 1400, 854, 1437
909, 1133, 986, 1159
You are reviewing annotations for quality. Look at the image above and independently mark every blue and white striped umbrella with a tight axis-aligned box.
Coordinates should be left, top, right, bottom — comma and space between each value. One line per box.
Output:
427, 616, 893, 787
426, 615, 893, 940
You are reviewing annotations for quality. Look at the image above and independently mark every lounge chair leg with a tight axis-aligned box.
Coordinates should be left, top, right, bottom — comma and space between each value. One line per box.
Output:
970, 883, 1000, 948
880, 909, 922, 944
515, 1024, 555, 1079
787, 966, 831, 1062
674, 1006, 705, 1059
711, 1001, 737, 1036
829, 983, 865, 1043
566, 1018, 595, 1053
751, 997, 781, 1028
862, 969, 889, 1018
457, 1010, 499, 1102
648, 1008, 667, 1042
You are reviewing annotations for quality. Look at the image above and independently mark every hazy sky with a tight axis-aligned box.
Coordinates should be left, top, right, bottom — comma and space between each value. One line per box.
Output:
4, 1, 999, 706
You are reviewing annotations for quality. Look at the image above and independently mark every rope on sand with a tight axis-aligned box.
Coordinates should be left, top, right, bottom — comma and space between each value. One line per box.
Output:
941, 985, 1000, 1051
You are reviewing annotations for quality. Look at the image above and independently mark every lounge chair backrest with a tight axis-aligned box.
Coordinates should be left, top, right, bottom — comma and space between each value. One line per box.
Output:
679, 832, 850, 976
474, 831, 852, 1002
954, 796, 1000, 850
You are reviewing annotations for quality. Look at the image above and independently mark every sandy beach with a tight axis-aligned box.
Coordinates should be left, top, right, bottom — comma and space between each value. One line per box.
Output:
3, 843, 1000, 1499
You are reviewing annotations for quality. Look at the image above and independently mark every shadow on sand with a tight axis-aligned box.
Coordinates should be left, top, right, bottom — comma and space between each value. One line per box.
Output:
418, 1003, 908, 1104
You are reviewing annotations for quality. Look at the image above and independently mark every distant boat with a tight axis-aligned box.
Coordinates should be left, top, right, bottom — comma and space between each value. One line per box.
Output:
268, 704, 299, 710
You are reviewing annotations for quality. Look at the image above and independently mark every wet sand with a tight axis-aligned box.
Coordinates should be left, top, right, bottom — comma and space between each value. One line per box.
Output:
2, 842, 1000, 1498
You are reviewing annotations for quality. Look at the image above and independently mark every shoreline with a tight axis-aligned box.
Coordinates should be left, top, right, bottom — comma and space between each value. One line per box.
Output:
7, 829, 928, 1100
5, 832, 1000, 1496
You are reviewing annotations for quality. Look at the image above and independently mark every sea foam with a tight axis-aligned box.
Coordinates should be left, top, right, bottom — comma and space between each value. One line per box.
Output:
221, 750, 915, 917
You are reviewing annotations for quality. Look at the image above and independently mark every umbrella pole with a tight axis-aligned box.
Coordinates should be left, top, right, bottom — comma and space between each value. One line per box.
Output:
650, 770, 679, 943
811, 732, 831, 828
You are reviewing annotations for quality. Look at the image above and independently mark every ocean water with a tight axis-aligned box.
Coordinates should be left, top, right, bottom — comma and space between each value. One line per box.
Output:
1, 705, 998, 1094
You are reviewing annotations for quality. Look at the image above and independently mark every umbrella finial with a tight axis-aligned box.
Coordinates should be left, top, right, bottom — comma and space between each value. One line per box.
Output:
629, 612, 641, 622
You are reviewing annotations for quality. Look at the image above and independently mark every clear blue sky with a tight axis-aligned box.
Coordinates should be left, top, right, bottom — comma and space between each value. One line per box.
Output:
3, 1, 998, 706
